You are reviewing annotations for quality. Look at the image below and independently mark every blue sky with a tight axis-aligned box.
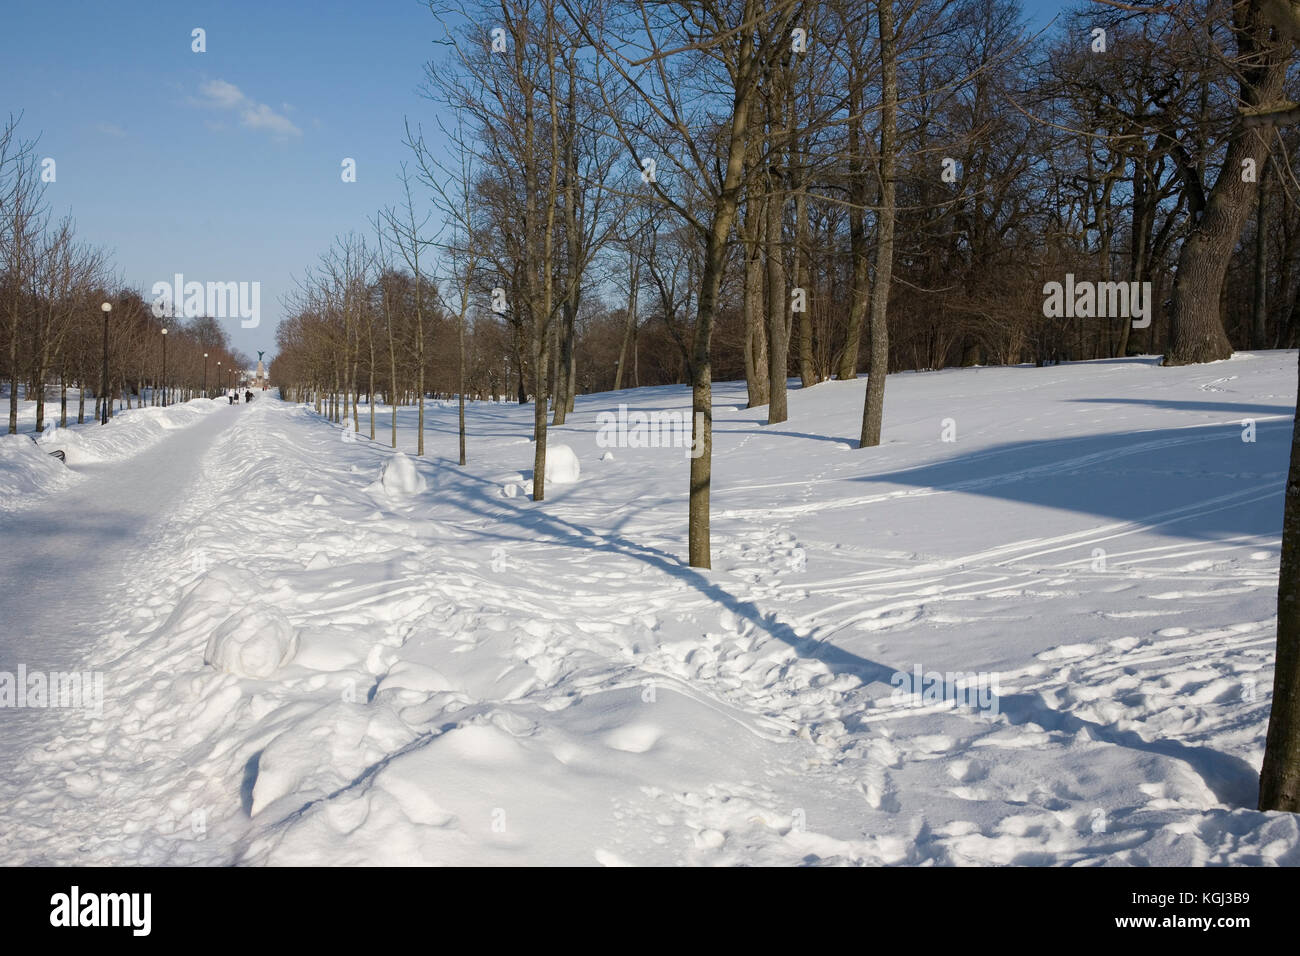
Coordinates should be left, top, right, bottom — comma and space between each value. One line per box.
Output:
2, 0, 447, 359
2, 0, 1069, 360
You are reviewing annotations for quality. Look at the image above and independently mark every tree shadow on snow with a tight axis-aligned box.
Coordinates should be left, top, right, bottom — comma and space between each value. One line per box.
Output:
842, 418, 1294, 541
425, 462, 1263, 807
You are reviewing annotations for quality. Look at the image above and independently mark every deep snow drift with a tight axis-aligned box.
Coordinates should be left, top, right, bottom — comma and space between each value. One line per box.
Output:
2, 355, 1299, 865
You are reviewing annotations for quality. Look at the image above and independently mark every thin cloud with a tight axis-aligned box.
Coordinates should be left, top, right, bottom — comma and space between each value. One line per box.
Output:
241, 102, 300, 137
193, 79, 301, 139
95, 122, 127, 138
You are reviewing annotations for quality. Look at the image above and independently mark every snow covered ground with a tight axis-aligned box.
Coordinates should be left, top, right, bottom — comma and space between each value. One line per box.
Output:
2, 355, 1299, 865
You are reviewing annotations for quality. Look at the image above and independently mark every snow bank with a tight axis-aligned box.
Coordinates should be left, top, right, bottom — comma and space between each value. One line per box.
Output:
0, 434, 75, 511
0, 400, 221, 513
204, 605, 300, 679
39, 400, 217, 466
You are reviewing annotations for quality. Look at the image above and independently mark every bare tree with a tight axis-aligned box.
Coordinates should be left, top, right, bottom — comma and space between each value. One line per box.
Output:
860, 0, 899, 448
384, 165, 438, 456
574, 0, 801, 567
1166, 0, 1292, 364
0, 114, 48, 434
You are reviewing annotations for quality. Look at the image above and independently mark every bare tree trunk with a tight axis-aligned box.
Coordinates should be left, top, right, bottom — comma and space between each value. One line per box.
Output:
764, 60, 789, 425
742, 191, 769, 408
386, 286, 398, 448
795, 183, 815, 388
1167, 3, 1287, 365
7, 319, 18, 434
566, 338, 576, 414
533, 327, 550, 500
765, 180, 788, 424
687, 31, 755, 568
553, 306, 572, 425
838, 76, 869, 380
34, 371, 45, 433
1253, 157, 1270, 350
1260, 347, 1300, 811
860, 0, 896, 448
615, 246, 639, 391
458, 304, 467, 466
741, 88, 769, 409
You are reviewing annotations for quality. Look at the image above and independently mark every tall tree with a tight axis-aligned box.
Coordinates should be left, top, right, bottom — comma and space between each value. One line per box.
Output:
1166, 0, 1291, 364
860, 0, 898, 447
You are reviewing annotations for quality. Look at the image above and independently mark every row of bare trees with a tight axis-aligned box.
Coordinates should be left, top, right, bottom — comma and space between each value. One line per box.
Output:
272, 0, 1300, 558
1, 114, 251, 433
270, 0, 1300, 812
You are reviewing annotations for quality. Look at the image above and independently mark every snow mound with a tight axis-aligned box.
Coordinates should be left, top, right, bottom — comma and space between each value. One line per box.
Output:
204, 605, 300, 679
38, 401, 218, 466
40, 427, 102, 465
545, 444, 580, 484
367, 451, 427, 497
0, 434, 74, 511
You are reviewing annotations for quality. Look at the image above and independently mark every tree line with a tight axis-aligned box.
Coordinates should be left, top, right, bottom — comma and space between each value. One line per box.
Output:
276, 0, 1300, 541
1, 115, 253, 432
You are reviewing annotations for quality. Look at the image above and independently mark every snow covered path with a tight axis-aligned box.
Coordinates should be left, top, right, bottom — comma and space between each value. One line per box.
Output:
0, 405, 240, 668
0, 403, 243, 860
3, 356, 1300, 865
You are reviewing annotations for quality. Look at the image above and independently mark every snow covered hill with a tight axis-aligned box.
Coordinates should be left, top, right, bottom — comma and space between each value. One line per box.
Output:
2, 354, 1299, 865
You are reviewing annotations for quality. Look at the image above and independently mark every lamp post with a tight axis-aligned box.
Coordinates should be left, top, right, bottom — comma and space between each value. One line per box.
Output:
160, 328, 168, 407
203, 353, 208, 399
100, 302, 111, 425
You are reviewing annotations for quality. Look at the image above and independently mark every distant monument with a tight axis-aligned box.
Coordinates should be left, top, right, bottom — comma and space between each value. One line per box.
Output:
255, 351, 267, 389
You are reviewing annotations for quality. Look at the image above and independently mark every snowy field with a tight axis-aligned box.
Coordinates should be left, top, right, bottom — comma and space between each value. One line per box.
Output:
2, 355, 1299, 865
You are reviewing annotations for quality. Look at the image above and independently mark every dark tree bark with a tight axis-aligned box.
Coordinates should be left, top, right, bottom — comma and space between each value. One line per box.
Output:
1252, 157, 1270, 350
1260, 348, 1300, 812
860, 0, 896, 448
1167, 0, 1288, 365
764, 53, 789, 425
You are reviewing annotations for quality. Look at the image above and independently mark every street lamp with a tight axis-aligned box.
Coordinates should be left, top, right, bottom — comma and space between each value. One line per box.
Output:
203, 353, 208, 399
160, 328, 168, 407
100, 302, 111, 425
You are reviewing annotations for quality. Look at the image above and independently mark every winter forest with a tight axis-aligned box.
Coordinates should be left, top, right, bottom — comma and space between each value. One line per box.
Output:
3, 0, 1300, 887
